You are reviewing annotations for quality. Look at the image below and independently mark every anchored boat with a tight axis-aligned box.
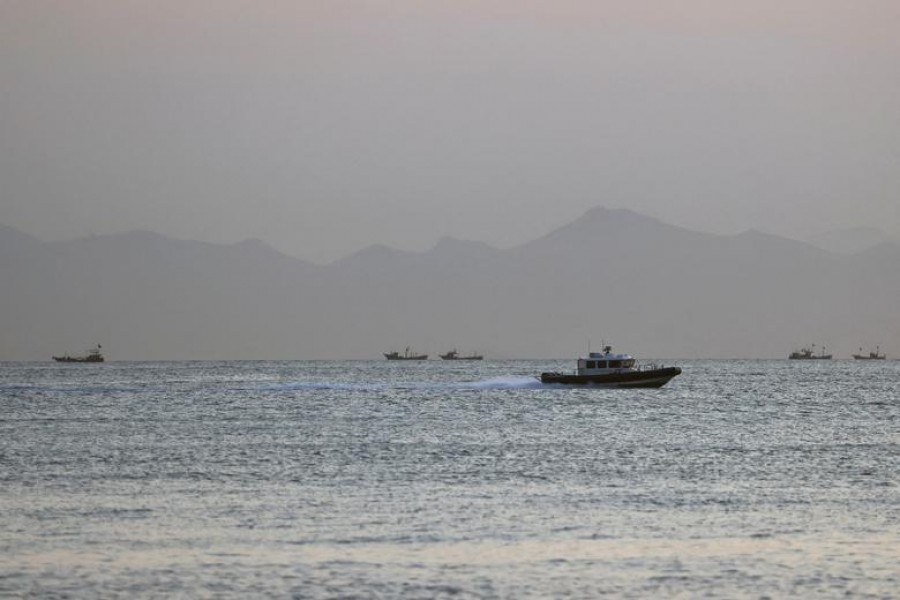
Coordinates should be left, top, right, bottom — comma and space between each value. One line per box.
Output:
540, 346, 680, 388
789, 345, 832, 360
53, 344, 104, 363
853, 346, 886, 360
384, 347, 428, 361
439, 349, 483, 361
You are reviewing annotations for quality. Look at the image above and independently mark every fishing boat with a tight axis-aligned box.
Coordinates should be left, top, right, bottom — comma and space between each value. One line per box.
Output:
852, 346, 886, 360
53, 344, 104, 363
384, 347, 428, 360
789, 345, 832, 360
439, 349, 483, 361
539, 346, 680, 388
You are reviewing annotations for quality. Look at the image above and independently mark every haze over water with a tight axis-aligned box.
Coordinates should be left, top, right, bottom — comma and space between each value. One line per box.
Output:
2, 359, 897, 597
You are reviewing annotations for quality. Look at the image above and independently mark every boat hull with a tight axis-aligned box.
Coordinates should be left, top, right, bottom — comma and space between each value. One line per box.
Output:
540, 367, 681, 388
52, 356, 104, 363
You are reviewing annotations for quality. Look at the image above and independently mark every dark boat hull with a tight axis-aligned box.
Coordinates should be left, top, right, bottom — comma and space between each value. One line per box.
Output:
384, 354, 428, 360
540, 367, 681, 388
53, 356, 104, 363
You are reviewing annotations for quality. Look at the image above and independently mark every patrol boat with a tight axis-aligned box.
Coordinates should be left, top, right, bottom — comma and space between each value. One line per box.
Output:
540, 346, 680, 388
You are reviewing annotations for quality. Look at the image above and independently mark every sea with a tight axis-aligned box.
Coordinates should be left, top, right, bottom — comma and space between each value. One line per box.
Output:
1, 359, 897, 598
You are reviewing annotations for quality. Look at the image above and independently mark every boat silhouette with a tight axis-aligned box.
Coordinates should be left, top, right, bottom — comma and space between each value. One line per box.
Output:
789, 345, 832, 360
439, 349, 483, 360
53, 344, 104, 363
384, 347, 428, 360
852, 346, 886, 360
540, 345, 680, 388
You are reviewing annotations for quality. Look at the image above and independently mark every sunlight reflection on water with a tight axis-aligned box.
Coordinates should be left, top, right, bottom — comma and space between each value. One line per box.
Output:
1, 359, 898, 597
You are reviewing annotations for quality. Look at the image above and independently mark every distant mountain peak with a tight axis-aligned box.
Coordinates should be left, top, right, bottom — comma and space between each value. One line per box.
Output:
580, 206, 656, 222
331, 243, 416, 268
228, 237, 303, 263
517, 205, 673, 254
69, 229, 174, 246
431, 236, 498, 254
564, 206, 671, 234
231, 237, 281, 254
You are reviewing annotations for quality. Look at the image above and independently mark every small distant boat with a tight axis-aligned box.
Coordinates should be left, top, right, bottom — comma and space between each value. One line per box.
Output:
384, 347, 428, 361
789, 345, 832, 360
539, 345, 681, 388
53, 344, 104, 363
439, 349, 483, 361
853, 346, 886, 360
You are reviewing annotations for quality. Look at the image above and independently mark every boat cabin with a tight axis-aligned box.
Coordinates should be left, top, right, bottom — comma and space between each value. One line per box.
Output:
577, 346, 636, 374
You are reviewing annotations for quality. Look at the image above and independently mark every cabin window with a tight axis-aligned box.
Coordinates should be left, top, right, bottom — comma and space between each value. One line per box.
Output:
586, 360, 596, 369
596, 361, 607, 368
609, 360, 622, 368
624, 360, 634, 368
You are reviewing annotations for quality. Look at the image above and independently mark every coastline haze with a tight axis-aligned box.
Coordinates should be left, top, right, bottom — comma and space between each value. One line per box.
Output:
2, 207, 899, 361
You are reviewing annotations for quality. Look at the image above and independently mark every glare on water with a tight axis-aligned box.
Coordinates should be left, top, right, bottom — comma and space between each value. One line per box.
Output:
1, 359, 898, 597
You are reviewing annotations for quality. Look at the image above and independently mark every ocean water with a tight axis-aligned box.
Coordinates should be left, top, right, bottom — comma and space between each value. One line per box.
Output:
1, 359, 898, 598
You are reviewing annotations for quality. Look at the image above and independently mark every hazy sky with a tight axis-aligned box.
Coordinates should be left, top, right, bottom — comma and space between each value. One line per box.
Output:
2, 1, 899, 262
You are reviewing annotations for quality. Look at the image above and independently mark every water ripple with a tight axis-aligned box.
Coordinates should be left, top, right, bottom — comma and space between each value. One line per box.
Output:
1, 359, 898, 597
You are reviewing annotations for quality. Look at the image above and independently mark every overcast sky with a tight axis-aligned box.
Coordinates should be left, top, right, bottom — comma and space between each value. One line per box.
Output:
2, 1, 899, 263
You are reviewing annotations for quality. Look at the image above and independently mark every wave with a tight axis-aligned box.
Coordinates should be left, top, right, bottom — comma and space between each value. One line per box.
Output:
454, 376, 544, 390
259, 376, 544, 392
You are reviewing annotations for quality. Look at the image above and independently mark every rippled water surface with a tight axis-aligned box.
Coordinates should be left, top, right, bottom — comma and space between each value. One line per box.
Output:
1, 359, 898, 598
